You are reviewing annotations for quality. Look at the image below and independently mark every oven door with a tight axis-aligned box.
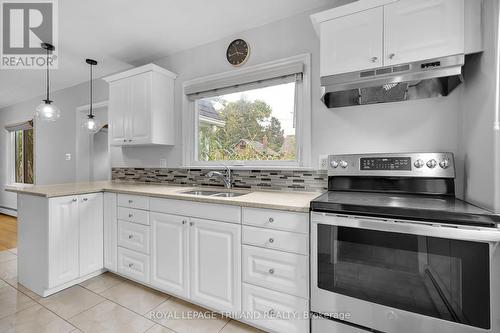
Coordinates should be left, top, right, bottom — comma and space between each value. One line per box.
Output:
311, 212, 500, 333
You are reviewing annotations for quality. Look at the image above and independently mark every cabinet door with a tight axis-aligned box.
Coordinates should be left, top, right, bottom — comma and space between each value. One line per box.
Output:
190, 218, 241, 313
79, 193, 104, 276
151, 213, 189, 298
103, 192, 117, 272
48, 196, 79, 288
384, 0, 464, 65
109, 79, 131, 145
129, 73, 151, 144
320, 7, 383, 76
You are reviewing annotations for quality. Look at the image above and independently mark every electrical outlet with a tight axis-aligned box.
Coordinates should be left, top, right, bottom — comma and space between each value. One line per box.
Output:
160, 159, 168, 168
65, 153, 72, 161
319, 155, 329, 170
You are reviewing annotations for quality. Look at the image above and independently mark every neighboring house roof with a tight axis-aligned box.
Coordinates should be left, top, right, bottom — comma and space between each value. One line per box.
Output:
234, 139, 278, 156
198, 100, 225, 127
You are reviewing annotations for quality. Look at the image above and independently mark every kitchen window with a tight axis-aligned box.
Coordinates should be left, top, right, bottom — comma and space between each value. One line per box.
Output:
6, 121, 34, 184
183, 54, 311, 167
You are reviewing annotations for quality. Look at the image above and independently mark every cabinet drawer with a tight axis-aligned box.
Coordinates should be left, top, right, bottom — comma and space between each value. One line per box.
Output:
312, 316, 368, 333
242, 208, 308, 234
242, 226, 308, 255
118, 220, 150, 254
118, 207, 149, 225
117, 194, 149, 210
242, 245, 308, 298
150, 198, 241, 224
117, 247, 150, 284
242, 283, 309, 333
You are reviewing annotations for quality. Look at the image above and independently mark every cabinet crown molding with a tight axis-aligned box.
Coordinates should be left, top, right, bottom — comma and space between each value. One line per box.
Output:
103, 63, 177, 83
310, 0, 398, 35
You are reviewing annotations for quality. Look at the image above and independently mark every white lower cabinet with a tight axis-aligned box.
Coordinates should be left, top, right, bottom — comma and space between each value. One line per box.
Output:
190, 218, 241, 313
118, 247, 150, 283
242, 283, 309, 333
150, 211, 242, 313
151, 213, 189, 298
48, 196, 80, 288
242, 245, 309, 298
79, 193, 104, 276
104, 193, 118, 272
118, 220, 150, 254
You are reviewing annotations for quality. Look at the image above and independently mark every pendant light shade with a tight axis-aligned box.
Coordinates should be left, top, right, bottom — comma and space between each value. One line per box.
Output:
35, 43, 60, 122
82, 58, 101, 134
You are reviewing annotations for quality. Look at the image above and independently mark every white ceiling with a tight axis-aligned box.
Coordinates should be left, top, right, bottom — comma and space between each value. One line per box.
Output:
0, 0, 335, 109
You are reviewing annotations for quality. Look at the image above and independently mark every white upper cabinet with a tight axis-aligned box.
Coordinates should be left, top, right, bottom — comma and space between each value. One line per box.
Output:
104, 64, 177, 146
312, 0, 480, 76
384, 0, 464, 66
320, 7, 383, 76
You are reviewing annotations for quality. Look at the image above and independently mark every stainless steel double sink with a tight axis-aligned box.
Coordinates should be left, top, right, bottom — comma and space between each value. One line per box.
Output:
181, 189, 249, 198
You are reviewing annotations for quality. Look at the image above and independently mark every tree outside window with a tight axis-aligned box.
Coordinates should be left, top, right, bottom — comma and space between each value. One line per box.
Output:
14, 128, 34, 184
197, 82, 297, 162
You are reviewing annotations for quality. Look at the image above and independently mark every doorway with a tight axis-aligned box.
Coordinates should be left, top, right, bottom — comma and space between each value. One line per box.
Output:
76, 101, 110, 182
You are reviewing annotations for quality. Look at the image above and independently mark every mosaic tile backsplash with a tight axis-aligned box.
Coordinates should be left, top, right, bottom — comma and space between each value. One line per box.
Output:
112, 168, 328, 192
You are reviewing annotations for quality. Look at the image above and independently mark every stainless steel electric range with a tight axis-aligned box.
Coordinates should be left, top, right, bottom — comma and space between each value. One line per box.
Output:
310, 153, 500, 333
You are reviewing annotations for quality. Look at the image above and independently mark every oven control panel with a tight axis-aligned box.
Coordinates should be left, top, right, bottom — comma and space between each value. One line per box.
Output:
328, 153, 455, 178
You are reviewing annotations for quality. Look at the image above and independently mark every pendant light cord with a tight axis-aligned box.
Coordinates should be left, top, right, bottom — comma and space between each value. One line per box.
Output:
89, 62, 93, 117
46, 47, 50, 102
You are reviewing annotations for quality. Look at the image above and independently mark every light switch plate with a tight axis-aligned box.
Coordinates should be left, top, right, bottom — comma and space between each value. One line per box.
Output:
160, 159, 167, 168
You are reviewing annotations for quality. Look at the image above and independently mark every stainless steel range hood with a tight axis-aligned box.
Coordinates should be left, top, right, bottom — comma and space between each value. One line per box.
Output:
321, 54, 465, 108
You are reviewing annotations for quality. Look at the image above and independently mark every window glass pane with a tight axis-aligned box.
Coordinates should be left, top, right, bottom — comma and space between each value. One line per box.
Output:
197, 82, 296, 162
15, 130, 23, 183
23, 129, 34, 184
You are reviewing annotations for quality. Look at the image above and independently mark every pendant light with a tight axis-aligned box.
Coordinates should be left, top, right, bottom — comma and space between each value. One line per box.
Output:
35, 43, 60, 121
82, 59, 101, 134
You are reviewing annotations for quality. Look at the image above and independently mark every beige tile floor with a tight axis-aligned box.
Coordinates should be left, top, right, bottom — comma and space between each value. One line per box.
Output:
0, 249, 265, 333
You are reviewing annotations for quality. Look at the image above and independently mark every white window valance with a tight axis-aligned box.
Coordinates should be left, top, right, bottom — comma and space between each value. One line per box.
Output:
185, 61, 304, 101
5, 120, 33, 132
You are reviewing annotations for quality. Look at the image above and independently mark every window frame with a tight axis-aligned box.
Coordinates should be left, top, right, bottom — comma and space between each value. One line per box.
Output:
6, 120, 35, 185
182, 54, 311, 168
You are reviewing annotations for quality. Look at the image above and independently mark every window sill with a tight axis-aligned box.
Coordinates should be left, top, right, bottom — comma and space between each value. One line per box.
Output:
180, 165, 317, 171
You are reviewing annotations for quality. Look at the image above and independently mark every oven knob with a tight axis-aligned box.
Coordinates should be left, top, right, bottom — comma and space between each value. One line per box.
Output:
426, 159, 437, 169
414, 159, 424, 168
439, 159, 450, 169
330, 160, 339, 168
339, 160, 348, 169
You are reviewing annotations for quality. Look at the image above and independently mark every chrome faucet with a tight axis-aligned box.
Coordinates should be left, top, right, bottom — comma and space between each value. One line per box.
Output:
206, 166, 232, 189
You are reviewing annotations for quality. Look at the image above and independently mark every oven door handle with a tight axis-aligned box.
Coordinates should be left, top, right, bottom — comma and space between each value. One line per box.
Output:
311, 212, 500, 243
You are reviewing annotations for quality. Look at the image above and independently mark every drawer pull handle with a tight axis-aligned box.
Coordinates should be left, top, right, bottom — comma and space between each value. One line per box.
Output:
128, 263, 134, 268
182, 220, 187, 225
268, 238, 274, 244
128, 213, 133, 218
190, 222, 194, 226
268, 217, 274, 223
128, 200, 133, 204
72, 198, 77, 202
128, 234, 133, 239
269, 268, 275, 274
82, 198, 88, 202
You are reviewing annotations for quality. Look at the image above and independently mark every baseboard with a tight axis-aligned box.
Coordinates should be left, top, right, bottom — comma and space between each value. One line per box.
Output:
0, 206, 17, 217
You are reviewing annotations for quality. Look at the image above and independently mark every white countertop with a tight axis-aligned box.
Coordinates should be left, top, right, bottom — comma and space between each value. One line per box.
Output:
6, 181, 321, 213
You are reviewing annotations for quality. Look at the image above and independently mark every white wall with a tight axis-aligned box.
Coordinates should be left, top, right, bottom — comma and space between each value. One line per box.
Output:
0, 79, 108, 211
